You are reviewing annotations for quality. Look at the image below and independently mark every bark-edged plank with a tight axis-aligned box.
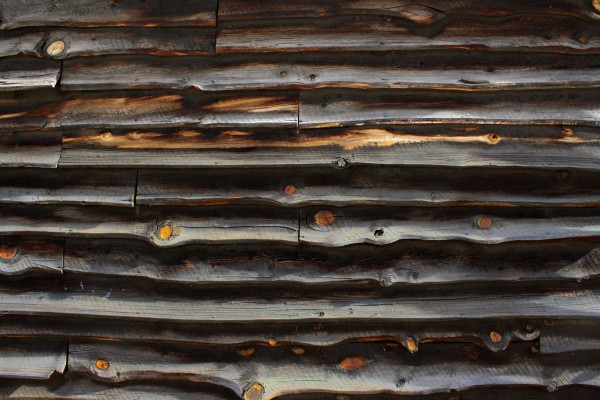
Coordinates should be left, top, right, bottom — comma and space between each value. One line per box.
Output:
0, 132, 62, 168
0, 338, 66, 380
0, 0, 217, 30
0, 169, 136, 206
0, 57, 60, 91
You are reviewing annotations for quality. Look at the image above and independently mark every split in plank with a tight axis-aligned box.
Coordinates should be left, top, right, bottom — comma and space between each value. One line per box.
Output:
0, 338, 66, 380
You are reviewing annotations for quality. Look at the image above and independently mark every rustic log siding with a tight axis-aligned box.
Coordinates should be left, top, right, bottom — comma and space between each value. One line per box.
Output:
0, 0, 599, 399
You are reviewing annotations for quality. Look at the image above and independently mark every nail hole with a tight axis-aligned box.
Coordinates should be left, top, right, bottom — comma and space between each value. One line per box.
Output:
374, 228, 385, 237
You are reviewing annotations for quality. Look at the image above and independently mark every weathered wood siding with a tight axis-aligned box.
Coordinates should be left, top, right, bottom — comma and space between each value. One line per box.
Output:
0, 0, 600, 399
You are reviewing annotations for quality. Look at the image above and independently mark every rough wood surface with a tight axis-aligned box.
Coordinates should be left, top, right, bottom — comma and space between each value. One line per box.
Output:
0, 0, 217, 30
0, 57, 60, 91
0, 132, 62, 168
0, 239, 63, 276
0, 339, 66, 380
68, 341, 600, 399
61, 52, 600, 91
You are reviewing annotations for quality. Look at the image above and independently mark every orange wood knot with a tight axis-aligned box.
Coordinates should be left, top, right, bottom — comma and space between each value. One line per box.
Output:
159, 224, 173, 240
489, 331, 503, 344
594, 0, 600, 13
236, 348, 256, 358
339, 356, 368, 371
290, 346, 305, 355
267, 337, 277, 346
46, 40, 65, 56
283, 184, 296, 196
95, 359, 109, 370
0, 245, 16, 260
476, 216, 493, 230
314, 210, 336, 226
406, 337, 418, 353
101, 132, 112, 141
487, 133, 500, 144
243, 383, 265, 400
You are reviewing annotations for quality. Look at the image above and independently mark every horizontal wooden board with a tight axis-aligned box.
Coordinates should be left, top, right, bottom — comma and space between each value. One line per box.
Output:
219, 0, 600, 22
69, 341, 600, 398
301, 207, 600, 246
0, 132, 62, 168
217, 15, 600, 54
0, 238, 62, 276
0, 169, 136, 206
0, 206, 298, 247
60, 52, 600, 91
61, 239, 600, 288
0, 0, 217, 30
0, 339, 66, 380
0, 27, 215, 58
539, 320, 600, 354
0, 57, 60, 91
300, 89, 600, 128
137, 167, 600, 207
59, 125, 600, 171
0, 314, 540, 351
0, 89, 298, 132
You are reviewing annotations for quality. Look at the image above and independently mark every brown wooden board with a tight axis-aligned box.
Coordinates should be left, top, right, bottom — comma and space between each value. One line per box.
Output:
0, 0, 217, 30
61, 52, 600, 91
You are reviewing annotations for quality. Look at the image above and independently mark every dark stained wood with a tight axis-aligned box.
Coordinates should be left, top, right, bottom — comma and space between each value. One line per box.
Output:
61, 239, 600, 288
300, 89, 600, 128
0, 27, 215, 59
68, 341, 600, 398
137, 167, 600, 207
0, 238, 62, 276
0, 206, 299, 247
0, 339, 66, 380
0, 57, 60, 91
0, 0, 217, 30
217, 15, 600, 54
219, 0, 600, 22
0, 132, 62, 168
58, 125, 600, 171
0, 169, 136, 206
0, 89, 298, 132
540, 320, 600, 354
61, 52, 600, 91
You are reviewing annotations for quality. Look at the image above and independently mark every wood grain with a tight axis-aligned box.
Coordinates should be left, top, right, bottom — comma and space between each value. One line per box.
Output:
0, 339, 66, 380
0, 89, 298, 132
0, 0, 217, 30
0, 57, 60, 91
0, 169, 136, 206
0, 239, 62, 276
61, 52, 600, 91
0, 132, 62, 168
137, 167, 600, 207
68, 341, 600, 398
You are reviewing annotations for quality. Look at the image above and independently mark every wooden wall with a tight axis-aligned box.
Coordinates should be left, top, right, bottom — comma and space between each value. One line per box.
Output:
1, 0, 600, 398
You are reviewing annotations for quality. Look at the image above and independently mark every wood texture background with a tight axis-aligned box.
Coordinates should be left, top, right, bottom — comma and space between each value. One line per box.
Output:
0, 0, 599, 399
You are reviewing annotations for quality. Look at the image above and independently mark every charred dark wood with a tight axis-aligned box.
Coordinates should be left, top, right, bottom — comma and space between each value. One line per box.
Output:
0, 132, 62, 168
0, 57, 60, 91
0, 338, 66, 380
0, 238, 62, 276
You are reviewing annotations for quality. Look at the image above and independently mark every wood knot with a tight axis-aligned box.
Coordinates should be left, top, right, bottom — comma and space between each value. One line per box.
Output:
339, 356, 368, 371
267, 337, 277, 346
283, 184, 296, 196
314, 210, 336, 226
476, 216, 493, 230
594, 0, 600, 13
101, 132, 112, 141
95, 359, 110, 370
236, 348, 256, 358
46, 40, 65, 57
406, 337, 418, 353
243, 383, 264, 400
290, 346, 305, 355
487, 133, 500, 144
489, 331, 503, 344
159, 224, 173, 240
0, 245, 16, 260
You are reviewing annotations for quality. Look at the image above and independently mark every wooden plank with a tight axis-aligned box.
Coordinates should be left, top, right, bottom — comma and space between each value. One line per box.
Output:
0, 339, 66, 380
60, 52, 600, 91
0, 0, 217, 30
59, 125, 600, 171
0, 378, 234, 400
540, 320, 600, 354
0, 206, 299, 247
63, 239, 600, 288
219, 0, 599, 22
0, 169, 136, 206
0, 238, 62, 276
1, 284, 600, 322
300, 89, 600, 128
0, 314, 540, 351
0, 89, 298, 132
300, 207, 600, 246
137, 167, 600, 207
0, 132, 62, 168
69, 341, 600, 398
0, 27, 215, 59
217, 15, 600, 54
0, 57, 60, 91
